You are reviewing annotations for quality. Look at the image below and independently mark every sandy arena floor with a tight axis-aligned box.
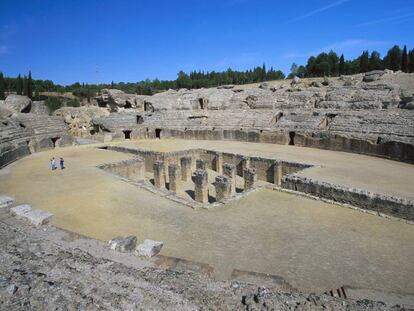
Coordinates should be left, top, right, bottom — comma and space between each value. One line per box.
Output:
0, 139, 413, 294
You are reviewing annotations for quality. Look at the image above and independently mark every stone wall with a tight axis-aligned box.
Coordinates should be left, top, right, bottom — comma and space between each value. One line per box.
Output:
282, 175, 414, 221
98, 157, 145, 181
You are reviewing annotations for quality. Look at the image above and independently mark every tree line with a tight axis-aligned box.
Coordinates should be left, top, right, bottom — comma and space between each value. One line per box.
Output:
289, 44, 414, 78
1, 44, 413, 101
0, 65, 285, 99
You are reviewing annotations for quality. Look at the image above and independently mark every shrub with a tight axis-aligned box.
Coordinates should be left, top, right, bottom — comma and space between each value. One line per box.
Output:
45, 97, 63, 114
66, 99, 80, 107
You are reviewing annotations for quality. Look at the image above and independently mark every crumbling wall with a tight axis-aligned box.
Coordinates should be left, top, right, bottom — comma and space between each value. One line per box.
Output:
282, 175, 414, 221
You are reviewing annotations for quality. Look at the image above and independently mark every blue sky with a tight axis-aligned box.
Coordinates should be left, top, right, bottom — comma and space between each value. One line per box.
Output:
0, 0, 413, 85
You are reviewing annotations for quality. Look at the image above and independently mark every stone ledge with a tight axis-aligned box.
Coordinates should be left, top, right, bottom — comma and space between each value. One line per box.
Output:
0, 195, 15, 209
10, 204, 32, 216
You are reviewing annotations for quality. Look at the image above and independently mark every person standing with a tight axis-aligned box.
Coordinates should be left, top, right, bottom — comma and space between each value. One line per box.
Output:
60, 157, 65, 170
51, 157, 57, 170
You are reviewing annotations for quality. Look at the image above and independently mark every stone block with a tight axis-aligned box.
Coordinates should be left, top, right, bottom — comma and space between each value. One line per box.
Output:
153, 160, 165, 188
180, 156, 192, 182
135, 239, 164, 257
10, 204, 32, 216
244, 168, 257, 191
21, 210, 53, 226
223, 163, 236, 194
0, 195, 15, 209
194, 169, 209, 204
215, 176, 232, 202
108, 236, 137, 252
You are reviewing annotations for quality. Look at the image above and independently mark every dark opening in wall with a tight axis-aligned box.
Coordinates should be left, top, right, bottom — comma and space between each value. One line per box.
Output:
123, 130, 132, 139
21, 103, 31, 113
155, 128, 162, 139
198, 98, 204, 109
144, 102, 154, 112
51, 137, 60, 148
19, 123, 26, 128
136, 115, 144, 124
289, 131, 295, 145
124, 102, 132, 109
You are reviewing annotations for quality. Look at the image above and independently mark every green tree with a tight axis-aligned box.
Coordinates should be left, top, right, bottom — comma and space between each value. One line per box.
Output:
401, 45, 408, 73
408, 49, 414, 73
383, 45, 401, 71
16, 74, 23, 95
23, 76, 28, 96
27, 71, 33, 99
369, 51, 382, 70
359, 51, 369, 73
338, 54, 345, 75
0, 72, 5, 100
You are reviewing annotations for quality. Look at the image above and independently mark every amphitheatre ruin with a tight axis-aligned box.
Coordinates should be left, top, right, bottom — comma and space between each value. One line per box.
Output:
1, 70, 414, 309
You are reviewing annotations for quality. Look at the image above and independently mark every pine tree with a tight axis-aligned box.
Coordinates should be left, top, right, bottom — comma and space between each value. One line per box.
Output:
338, 54, 345, 75
401, 45, 408, 73
369, 51, 382, 70
359, 51, 369, 73
408, 49, 414, 73
0, 72, 5, 100
27, 71, 33, 99
16, 74, 23, 95
384, 45, 401, 71
34, 88, 39, 100
23, 76, 29, 97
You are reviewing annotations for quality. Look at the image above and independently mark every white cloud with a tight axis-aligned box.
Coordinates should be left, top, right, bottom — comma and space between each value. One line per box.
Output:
284, 39, 391, 59
355, 11, 414, 27
287, 0, 351, 23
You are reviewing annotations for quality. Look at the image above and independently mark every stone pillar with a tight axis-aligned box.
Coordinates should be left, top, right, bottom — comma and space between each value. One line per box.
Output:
222, 163, 236, 194
153, 160, 165, 189
273, 161, 283, 186
241, 157, 250, 176
180, 157, 192, 182
133, 161, 145, 181
244, 168, 257, 191
215, 176, 231, 202
194, 169, 209, 204
168, 164, 181, 193
215, 152, 223, 174
196, 159, 206, 170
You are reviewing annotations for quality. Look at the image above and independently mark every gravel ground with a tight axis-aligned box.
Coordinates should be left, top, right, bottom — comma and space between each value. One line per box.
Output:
0, 211, 411, 310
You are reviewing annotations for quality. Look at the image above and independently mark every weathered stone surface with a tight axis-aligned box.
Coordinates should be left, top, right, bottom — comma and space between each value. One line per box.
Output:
30, 101, 49, 115
96, 89, 147, 112
135, 239, 163, 257
215, 175, 232, 202
0, 195, 15, 208
4, 95, 32, 113
108, 236, 137, 252
20, 210, 53, 226
54, 106, 110, 137
10, 204, 32, 216
194, 169, 209, 204
363, 70, 384, 82
0, 218, 406, 310
0, 104, 12, 118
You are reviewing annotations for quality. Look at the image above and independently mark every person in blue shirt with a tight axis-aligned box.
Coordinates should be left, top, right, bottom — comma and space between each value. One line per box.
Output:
60, 158, 65, 170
